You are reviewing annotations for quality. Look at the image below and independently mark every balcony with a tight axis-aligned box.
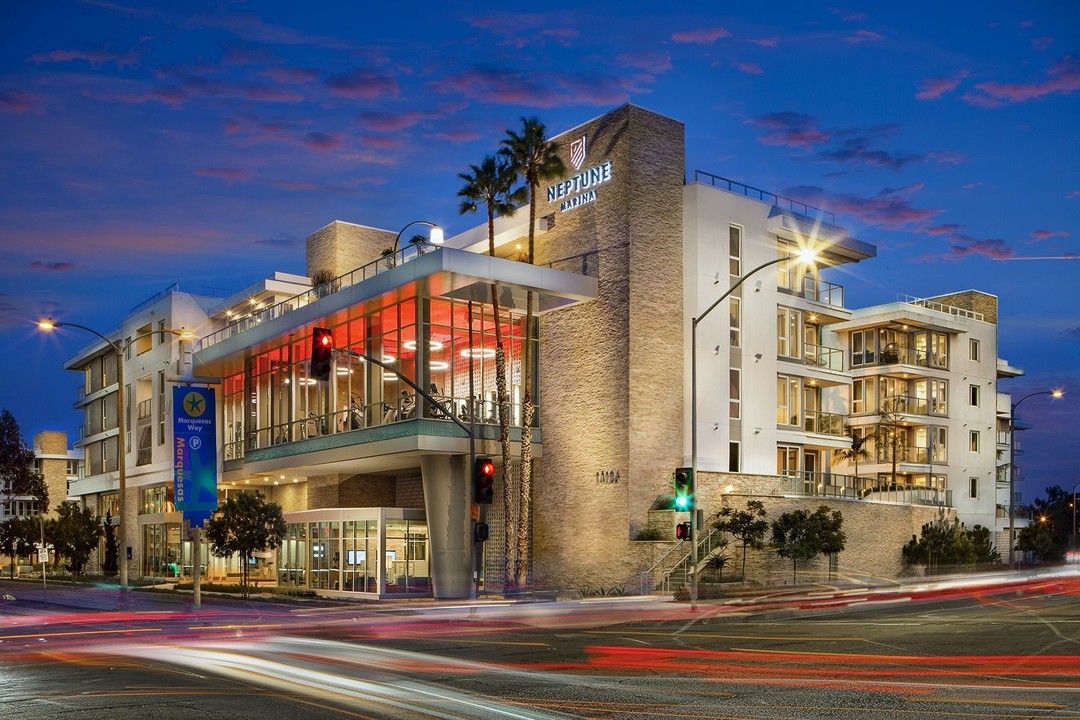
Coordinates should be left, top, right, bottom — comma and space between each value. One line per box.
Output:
874, 445, 950, 464
784, 276, 844, 308
803, 343, 843, 371
881, 394, 947, 417
781, 471, 951, 507
136, 398, 152, 422
803, 410, 845, 436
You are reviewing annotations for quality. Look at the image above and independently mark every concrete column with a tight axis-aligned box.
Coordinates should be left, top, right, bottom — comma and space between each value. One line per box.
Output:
420, 454, 471, 599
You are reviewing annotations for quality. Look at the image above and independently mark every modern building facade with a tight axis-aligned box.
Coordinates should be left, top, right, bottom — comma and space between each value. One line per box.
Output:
58, 104, 1027, 596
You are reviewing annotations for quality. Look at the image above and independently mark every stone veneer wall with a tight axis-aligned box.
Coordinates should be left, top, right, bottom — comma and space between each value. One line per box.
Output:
269, 482, 308, 514
532, 104, 686, 591
305, 221, 397, 278
927, 290, 998, 324
33, 431, 70, 519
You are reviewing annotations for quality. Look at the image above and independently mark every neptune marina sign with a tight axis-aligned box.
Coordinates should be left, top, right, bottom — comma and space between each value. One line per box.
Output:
545, 134, 613, 212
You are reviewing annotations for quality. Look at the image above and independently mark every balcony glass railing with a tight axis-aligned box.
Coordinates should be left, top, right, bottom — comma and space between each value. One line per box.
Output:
803, 343, 843, 371
198, 243, 444, 352
782, 471, 952, 507
877, 344, 948, 369
136, 398, 152, 422
881, 394, 947, 417
802, 410, 845, 436
228, 396, 536, 460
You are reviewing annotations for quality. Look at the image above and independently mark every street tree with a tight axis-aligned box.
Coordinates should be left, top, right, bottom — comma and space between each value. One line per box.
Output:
771, 505, 846, 584
902, 520, 1002, 572
877, 399, 906, 487
458, 154, 526, 592
1017, 519, 1064, 563
46, 502, 102, 580
204, 492, 286, 597
102, 511, 119, 576
0, 517, 38, 578
0, 409, 49, 523
714, 500, 769, 581
500, 117, 564, 588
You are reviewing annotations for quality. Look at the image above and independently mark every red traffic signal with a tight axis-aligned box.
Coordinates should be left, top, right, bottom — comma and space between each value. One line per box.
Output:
474, 458, 495, 504
310, 327, 334, 381
675, 522, 691, 541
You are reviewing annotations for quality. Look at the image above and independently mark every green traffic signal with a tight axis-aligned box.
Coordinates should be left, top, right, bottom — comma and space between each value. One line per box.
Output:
674, 466, 693, 510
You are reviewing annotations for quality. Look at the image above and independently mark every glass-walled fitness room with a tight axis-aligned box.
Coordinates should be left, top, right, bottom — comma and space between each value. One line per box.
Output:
222, 295, 533, 459
277, 508, 429, 597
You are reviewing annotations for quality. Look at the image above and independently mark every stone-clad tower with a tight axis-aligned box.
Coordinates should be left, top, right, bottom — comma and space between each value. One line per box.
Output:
533, 105, 686, 589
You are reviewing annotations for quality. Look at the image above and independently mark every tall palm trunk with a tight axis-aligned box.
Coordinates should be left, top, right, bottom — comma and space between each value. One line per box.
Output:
487, 209, 516, 590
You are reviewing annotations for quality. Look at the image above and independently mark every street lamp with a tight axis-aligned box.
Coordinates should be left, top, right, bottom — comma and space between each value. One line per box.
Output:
1007, 388, 1063, 570
37, 319, 194, 590
390, 220, 444, 257
689, 248, 818, 611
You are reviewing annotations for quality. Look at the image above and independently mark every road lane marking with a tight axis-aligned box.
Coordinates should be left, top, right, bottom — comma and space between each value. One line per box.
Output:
585, 630, 864, 641
0, 628, 162, 640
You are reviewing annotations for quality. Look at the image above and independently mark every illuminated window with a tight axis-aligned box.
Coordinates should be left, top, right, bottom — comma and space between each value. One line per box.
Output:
729, 297, 741, 347
729, 225, 741, 276
969, 430, 980, 452
730, 368, 740, 419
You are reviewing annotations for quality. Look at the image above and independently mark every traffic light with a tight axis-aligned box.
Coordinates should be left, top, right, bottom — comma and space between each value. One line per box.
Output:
310, 327, 334, 381
474, 457, 495, 504
474, 522, 490, 543
675, 522, 691, 541
674, 466, 694, 510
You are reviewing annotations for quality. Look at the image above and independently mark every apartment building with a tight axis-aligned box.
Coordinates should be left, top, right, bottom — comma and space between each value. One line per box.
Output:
57, 104, 1023, 596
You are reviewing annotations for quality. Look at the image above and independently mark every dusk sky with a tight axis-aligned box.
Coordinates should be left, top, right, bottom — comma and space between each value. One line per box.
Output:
3, 2, 1077, 502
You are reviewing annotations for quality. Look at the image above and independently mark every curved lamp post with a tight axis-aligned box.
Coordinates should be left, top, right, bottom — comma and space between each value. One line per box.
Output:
37, 319, 194, 590
689, 248, 817, 611
390, 220, 444, 257
1008, 388, 1063, 570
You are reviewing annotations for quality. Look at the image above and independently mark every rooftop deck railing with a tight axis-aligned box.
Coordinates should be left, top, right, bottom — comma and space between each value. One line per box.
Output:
197, 242, 441, 352
693, 170, 837, 224
899, 294, 985, 322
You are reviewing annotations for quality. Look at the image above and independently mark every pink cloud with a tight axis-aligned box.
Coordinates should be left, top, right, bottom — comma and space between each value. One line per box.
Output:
1030, 229, 1071, 242
915, 70, 970, 100
787, 183, 941, 229
29, 48, 139, 68
745, 112, 830, 148
263, 67, 319, 84
671, 27, 731, 44
927, 223, 964, 236
325, 69, 400, 99
616, 51, 673, 74
964, 54, 1080, 106
1032, 37, 1054, 52
195, 167, 254, 180
302, 131, 343, 151
845, 30, 884, 44
266, 179, 356, 193
360, 135, 404, 149
1069, 190, 1080, 199
148, 74, 305, 106
962, 182, 985, 190
430, 65, 641, 108
748, 37, 780, 48
355, 111, 424, 132
946, 238, 1015, 260
29, 261, 76, 272
0, 89, 42, 113
734, 62, 764, 75
468, 14, 579, 49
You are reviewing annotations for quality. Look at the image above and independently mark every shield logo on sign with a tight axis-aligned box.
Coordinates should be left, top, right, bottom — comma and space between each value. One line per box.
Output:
569, 135, 587, 171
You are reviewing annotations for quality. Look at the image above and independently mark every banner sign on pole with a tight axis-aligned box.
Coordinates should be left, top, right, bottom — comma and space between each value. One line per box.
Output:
173, 386, 219, 517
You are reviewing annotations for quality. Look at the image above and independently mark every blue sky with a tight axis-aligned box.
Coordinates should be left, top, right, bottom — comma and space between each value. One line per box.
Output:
2, 1, 1077, 501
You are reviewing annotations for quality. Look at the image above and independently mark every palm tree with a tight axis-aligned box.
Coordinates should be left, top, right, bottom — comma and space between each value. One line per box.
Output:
832, 428, 877, 478
458, 155, 526, 592
500, 117, 565, 588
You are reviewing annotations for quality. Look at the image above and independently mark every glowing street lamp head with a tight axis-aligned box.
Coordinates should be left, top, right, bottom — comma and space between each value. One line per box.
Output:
1051, 389, 1064, 399
428, 226, 444, 245
795, 247, 819, 265
37, 318, 56, 330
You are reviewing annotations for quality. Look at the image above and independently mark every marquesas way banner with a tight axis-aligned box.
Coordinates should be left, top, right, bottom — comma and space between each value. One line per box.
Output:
173, 386, 219, 516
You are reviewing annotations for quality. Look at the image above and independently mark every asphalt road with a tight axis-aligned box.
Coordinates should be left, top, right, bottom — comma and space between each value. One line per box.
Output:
1, 575, 1078, 719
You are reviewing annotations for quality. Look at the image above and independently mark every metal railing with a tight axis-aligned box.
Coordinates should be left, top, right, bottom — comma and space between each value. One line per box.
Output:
136, 398, 152, 421
874, 445, 947, 464
232, 396, 535, 458
899, 295, 985, 322
803, 409, 845, 436
693, 170, 837, 224
803, 343, 843, 371
781, 471, 952, 507
198, 242, 443, 352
